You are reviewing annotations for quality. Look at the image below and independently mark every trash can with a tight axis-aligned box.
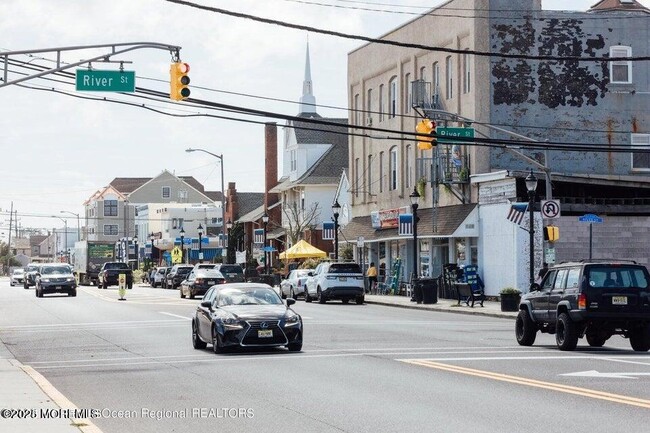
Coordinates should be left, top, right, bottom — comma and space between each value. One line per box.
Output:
412, 279, 424, 304
419, 278, 438, 304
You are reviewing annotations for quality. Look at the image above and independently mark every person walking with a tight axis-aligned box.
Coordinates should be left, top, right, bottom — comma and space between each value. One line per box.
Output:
366, 262, 378, 294
537, 262, 549, 282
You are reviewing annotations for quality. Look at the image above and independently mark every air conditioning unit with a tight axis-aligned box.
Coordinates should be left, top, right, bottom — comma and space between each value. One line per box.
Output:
366, 116, 373, 126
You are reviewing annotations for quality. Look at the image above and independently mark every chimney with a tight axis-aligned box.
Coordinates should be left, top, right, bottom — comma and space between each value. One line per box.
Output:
226, 182, 238, 221
265, 122, 279, 209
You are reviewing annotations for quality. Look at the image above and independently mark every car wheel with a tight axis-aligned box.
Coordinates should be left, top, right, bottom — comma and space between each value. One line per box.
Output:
342, 298, 349, 305
586, 330, 607, 347
189, 290, 195, 300
556, 312, 578, 351
10, 282, 14, 286
355, 295, 364, 305
180, 288, 186, 299
629, 325, 650, 352
287, 341, 302, 352
290, 288, 295, 299
305, 289, 312, 303
317, 288, 326, 304
127, 282, 133, 290
192, 321, 207, 350
24, 283, 29, 290
69, 289, 77, 297
515, 310, 537, 346
212, 327, 225, 354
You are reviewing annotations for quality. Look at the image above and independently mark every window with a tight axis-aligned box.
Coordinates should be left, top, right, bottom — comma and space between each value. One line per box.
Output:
463, 51, 471, 94
290, 150, 296, 171
178, 190, 188, 201
446, 56, 453, 99
354, 93, 360, 125
420, 66, 426, 81
379, 84, 385, 121
366, 88, 372, 124
610, 46, 632, 84
104, 200, 118, 217
389, 146, 398, 190
405, 145, 412, 189
355, 157, 360, 197
103, 224, 118, 236
631, 134, 650, 171
162, 186, 171, 199
433, 62, 440, 93
389, 77, 397, 118
405, 73, 411, 113
367, 155, 373, 196
379, 151, 384, 193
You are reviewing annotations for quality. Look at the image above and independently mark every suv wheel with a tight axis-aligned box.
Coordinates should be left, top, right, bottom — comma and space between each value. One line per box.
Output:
356, 295, 364, 305
305, 290, 312, 303
629, 325, 650, 352
317, 288, 326, 304
180, 288, 186, 299
586, 330, 607, 347
515, 310, 537, 346
556, 312, 578, 351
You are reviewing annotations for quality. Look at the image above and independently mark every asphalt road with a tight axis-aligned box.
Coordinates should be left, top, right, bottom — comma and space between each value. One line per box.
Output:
1, 279, 649, 433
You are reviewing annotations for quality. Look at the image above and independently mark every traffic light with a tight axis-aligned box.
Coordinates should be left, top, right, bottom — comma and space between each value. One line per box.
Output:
544, 226, 560, 242
170, 62, 190, 101
416, 119, 437, 150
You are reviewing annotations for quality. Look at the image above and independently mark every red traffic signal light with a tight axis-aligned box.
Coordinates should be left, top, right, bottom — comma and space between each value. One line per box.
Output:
416, 119, 437, 150
170, 62, 190, 101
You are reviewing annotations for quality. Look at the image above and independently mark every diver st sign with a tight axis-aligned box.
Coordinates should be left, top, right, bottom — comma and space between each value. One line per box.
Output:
76, 69, 136, 92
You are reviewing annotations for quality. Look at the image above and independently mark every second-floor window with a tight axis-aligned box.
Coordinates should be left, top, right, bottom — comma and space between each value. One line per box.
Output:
379, 151, 384, 193
354, 93, 360, 125
104, 200, 118, 217
631, 134, 650, 171
367, 155, 373, 196
610, 46, 632, 84
103, 224, 118, 236
446, 56, 453, 100
463, 51, 471, 94
178, 190, 188, 201
405, 72, 411, 113
379, 84, 385, 121
433, 62, 440, 93
389, 77, 397, 118
290, 150, 297, 171
389, 146, 398, 191
355, 157, 360, 198
162, 186, 171, 199
366, 88, 372, 124
405, 145, 412, 189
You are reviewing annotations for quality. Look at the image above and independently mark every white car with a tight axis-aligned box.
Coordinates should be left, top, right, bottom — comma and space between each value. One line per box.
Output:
10, 269, 25, 286
304, 262, 365, 305
151, 267, 170, 288
280, 269, 313, 299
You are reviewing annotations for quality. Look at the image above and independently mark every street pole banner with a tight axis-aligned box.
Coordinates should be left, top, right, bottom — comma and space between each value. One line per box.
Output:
506, 203, 528, 226
254, 229, 264, 245
322, 222, 335, 240
398, 214, 413, 236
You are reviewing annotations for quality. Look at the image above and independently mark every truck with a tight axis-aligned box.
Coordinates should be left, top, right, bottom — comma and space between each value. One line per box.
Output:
97, 262, 133, 289
73, 241, 116, 286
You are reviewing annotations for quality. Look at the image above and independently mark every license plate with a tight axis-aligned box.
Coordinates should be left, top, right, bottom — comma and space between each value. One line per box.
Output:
612, 296, 627, 305
258, 330, 273, 338
55, 286, 62, 290
207, 280, 215, 285
228, 273, 236, 278
339, 277, 347, 281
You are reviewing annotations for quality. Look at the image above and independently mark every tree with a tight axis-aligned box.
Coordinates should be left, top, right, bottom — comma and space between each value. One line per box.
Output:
227, 222, 244, 264
0, 241, 21, 273
282, 202, 321, 246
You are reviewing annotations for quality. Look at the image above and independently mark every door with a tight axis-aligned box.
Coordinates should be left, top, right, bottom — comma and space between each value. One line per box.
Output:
198, 287, 215, 339
529, 270, 556, 321
548, 268, 569, 322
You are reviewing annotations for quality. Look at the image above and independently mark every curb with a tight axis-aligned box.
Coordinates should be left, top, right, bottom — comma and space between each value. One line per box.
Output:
364, 299, 518, 320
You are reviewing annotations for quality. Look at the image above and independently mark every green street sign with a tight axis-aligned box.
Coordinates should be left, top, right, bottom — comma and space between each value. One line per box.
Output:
76, 70, 136, 92
437, 127, 474, 144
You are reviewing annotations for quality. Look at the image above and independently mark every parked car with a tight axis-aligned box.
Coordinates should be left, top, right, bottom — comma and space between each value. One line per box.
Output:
151, 267, 170, 288
97, 262, 133, 289
304, 262, 365, 305
23, 263, 40, 289
10, 268, 25, 286
191, 283, 303, 353
165, 265, 194, 289
214, 264, 245, 283
35, 264, 77, 297
516, 260, 650, 351
180, 268, 226, 299
280, 269, 313, 299
192, 263, 216, 272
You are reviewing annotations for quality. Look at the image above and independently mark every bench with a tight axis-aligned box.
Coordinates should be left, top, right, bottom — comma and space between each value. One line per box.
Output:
455, 282, 485, 307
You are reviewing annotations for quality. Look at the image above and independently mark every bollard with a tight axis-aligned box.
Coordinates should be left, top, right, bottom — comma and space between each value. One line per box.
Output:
118, 273, 127, 301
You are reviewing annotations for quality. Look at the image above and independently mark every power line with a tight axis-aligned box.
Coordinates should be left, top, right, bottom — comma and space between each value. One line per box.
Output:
164, 0, 650, 61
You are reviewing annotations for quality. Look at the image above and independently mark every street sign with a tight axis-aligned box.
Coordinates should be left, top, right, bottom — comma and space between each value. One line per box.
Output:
436, 127, 474, 144
357, 236, 365, 248
544, 247, 556, 264
578, 214, 603, 223
76, 69, 136, 92
541, 200, 561, 219
171, 247, 182, 264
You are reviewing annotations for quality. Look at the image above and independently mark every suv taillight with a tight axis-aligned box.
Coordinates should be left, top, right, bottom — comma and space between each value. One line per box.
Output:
578, 293, 587, 310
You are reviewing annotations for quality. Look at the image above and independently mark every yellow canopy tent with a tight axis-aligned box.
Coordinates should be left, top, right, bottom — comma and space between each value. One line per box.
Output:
279, 240, 327, 259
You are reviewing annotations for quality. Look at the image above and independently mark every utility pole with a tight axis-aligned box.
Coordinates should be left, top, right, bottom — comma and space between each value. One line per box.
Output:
6, 202, 13, 274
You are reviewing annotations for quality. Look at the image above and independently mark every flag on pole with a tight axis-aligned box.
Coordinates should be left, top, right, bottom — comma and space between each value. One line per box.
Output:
507, 203, 528, 225
254, 229, 264, 245
322, 222, 335, 240
398, 214, 413, 236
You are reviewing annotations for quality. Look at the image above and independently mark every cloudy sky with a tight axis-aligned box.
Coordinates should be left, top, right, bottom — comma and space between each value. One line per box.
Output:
1, 0, 648, 239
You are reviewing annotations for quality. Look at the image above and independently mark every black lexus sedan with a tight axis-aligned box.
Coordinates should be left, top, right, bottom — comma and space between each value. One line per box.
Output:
192, 283, 303, 353
180, 269, 226, 299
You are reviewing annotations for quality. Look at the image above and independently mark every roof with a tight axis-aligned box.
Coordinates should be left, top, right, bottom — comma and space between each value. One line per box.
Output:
109, 175, 206, 195
237, 192, 265, 218
29, 235, 47, 247
589, 0, 649, 12
340, 204, 477, 242
204, 190, 224, 202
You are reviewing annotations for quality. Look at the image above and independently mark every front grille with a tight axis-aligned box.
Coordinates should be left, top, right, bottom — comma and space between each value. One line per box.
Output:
241, 320, 287, 346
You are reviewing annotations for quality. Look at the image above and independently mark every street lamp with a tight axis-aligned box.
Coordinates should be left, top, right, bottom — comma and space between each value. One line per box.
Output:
185, 148, 226, 237
332, 200, 341, 260
226, 220, 233, 264
197, 223, 204, 264
60, 211, 81, 241
526, 169, 539, 286
179, 227, 185, 264
409, 188, 421, 281
54, 216, 68, 263
150, 232, 155, 267
262, 212, 269, 274
133, 236, 138, 270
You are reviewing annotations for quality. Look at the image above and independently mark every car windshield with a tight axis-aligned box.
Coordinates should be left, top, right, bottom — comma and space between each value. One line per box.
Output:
26, 265, 39, 272
586, 266, 650, 289
216, 287, 283, 306
329, 263, 362, 274
219, 265, 242, 274
41, 266, 71, 275
177, 267, 193, 274
195, 269, 223, 278
13, 269, 24, 275
293, 270, 311, 278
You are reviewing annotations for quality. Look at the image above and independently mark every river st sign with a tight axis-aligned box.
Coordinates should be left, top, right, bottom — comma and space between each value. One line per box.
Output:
76, 69, 136, 92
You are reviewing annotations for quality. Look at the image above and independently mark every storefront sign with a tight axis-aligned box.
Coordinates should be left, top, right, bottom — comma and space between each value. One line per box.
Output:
371, 207, 408, 229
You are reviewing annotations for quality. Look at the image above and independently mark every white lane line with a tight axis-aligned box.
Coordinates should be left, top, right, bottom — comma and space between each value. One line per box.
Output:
4, 323, 187, 334
160, 312, 192, 320
30, 353, 217, 365
601, 357, 650, 367
0, 319, 187, 329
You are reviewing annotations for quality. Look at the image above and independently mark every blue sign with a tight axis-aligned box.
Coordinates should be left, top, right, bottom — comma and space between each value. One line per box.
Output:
262, 246, 276, 252
578, 214, 603, 223
175, 237, 192, 245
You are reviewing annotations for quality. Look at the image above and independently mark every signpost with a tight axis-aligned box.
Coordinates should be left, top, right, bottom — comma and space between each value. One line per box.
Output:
578, 214, 603, 260
76, 70, 136, 92
436, 127, 474, 143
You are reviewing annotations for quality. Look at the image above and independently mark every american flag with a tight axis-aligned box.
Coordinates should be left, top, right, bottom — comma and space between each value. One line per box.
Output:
398, 214, 413, 236
322, 222, 335, 240
507, 203, 528, 225
254, 229, 264, 245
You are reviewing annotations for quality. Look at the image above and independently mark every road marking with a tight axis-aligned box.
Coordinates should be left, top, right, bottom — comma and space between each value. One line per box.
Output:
0, 318, 187, 329
562, 370, 650, 379
160, 312, 192, 320
400, 359, 650, 409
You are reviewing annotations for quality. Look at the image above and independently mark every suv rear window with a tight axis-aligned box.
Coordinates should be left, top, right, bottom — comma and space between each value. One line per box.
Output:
328, 263, 362, 274
586, 266, 649, 289
219, 265, 243, 274
105, 263, 130, 270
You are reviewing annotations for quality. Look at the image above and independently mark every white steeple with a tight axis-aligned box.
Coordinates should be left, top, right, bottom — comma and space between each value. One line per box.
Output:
299, 42, 317, 115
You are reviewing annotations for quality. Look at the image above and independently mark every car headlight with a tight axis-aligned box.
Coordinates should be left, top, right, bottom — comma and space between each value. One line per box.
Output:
284, 312, 301, 327
66, 277, 75, 282
223, 316, 243, 330
41, 278, 50, 283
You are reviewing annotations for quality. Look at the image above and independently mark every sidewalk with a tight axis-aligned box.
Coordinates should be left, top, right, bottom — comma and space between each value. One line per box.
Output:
364, 294, 519, 319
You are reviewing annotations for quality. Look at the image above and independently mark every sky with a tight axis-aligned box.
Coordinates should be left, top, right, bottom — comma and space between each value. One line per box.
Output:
1, 0, 648, 241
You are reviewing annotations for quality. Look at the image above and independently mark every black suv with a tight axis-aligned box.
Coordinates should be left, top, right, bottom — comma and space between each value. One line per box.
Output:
516, 260, 650, 351
165, 265, 193, 289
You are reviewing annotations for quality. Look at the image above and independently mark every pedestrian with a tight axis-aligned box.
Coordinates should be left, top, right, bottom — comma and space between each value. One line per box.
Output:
366, 262, 378, 294
537, 262, 549, 282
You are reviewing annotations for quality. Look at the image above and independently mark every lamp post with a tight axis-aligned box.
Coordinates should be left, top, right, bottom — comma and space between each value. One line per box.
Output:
226, 219, 232, 264
197, 223, 204, 264
262, 212, 269, 274
332, 200, 341, 260
150, 232, 155, 267
179, 227, 185, 264
409, 188, 421, 280
54, 217, 68, 263
526, 169, 539, 286
60, 211, 80, 242
133, 236, 138, 270
185, 148, 226, 238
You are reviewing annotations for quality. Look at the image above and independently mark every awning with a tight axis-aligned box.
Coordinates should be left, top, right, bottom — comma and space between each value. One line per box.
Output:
279, 239, 327, 259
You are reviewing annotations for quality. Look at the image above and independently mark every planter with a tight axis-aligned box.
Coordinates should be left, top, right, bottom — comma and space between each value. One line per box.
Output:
500, 293, 521, 312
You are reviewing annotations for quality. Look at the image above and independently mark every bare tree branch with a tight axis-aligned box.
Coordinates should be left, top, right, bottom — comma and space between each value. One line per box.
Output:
282, 202, 321, 245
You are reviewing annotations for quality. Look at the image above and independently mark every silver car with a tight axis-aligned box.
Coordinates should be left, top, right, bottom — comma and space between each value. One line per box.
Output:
280, 269, 313, 299
10, 269, 25, 286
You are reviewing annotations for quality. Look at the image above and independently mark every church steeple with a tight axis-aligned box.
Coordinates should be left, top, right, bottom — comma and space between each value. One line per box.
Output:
299, 42, 317, 116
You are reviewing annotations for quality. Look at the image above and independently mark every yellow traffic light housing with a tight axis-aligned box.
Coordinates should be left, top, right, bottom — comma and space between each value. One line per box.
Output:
416, 119, 437, 150
170, 62, 190, 101
544, 226, 560, 242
